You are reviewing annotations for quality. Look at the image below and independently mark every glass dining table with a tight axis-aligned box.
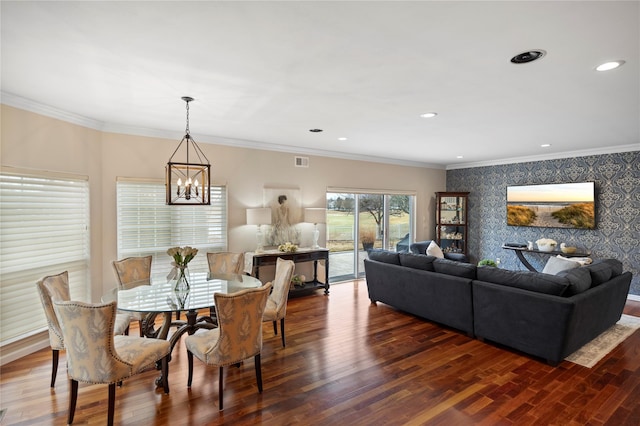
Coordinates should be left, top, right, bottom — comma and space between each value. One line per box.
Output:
114, 272, 263, 386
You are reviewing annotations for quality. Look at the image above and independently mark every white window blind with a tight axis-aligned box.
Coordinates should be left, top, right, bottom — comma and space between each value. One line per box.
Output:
0, 168, 90, 345
116, 180, 227, 277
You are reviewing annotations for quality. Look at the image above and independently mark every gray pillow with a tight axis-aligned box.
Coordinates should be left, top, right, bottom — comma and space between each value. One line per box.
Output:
433, 258, 476, 279
557, 267, 592, 296
398, 253, 436, 271
367, 249, 401, 265
477, 267, 569, 296
542, 256, 580, 275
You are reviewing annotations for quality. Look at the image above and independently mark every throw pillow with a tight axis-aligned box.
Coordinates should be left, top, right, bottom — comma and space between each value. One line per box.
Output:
426, 241, 444, 259
542, 256, 580, 275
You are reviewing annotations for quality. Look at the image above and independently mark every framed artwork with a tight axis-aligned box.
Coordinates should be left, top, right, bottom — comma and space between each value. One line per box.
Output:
263, 187, 301, 246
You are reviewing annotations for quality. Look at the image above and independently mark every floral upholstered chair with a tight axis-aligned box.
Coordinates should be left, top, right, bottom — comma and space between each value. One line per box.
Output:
185, 283, 272, 410
53, 300, 171, 426
112, 255, 153, 336
262, 257, 295, 347
36, 271, 131, 388
206, 252, 245, 275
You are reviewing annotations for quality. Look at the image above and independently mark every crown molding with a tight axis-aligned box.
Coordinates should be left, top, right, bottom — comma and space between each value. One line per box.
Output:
445, 144, 640, 170
2, 92, 443, 170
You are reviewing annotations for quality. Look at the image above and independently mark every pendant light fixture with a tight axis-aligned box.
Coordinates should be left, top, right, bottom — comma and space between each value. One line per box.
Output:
166, 96, 211, 205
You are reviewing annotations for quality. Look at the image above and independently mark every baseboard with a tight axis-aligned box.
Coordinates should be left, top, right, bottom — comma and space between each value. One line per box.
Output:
628, 294, 640, 302
0, 333, 48, 367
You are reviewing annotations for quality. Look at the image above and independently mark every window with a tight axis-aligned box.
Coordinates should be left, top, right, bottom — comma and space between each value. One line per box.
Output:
116, 179, 227, 276
0, 167, 90, 345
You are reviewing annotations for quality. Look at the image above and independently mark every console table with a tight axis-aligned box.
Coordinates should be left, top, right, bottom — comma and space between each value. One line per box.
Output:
502, 244, 591, 272
245, 248, 330, 295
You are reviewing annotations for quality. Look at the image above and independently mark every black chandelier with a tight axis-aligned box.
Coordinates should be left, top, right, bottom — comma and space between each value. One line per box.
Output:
166, 97, 211, 205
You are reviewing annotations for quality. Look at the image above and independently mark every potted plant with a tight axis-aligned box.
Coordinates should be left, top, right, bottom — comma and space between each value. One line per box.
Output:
360, 228, 376, 251
478, 259, 498, 267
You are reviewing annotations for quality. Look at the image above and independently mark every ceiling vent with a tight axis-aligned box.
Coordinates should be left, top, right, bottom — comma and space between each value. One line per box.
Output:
294, 156, 309, 168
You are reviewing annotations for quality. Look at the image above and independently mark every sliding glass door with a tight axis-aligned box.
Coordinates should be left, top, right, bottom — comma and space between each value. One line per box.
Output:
326, 190, 414, 282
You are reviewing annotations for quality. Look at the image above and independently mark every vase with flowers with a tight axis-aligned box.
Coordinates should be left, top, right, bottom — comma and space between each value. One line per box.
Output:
167, 246, 198, 291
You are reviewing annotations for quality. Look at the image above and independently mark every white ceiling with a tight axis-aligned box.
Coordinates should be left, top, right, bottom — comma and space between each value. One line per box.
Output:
2, 1, 639, 169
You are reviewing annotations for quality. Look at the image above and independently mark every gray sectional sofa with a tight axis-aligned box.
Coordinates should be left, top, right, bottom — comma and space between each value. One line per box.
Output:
363, 250, 632, 365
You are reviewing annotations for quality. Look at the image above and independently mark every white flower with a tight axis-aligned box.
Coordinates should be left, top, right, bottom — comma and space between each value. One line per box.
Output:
536, 238, 557, 246
167, 246, 198, 268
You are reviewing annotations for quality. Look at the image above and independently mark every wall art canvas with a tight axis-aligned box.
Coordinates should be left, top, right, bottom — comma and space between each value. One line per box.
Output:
263, 187, 301, 246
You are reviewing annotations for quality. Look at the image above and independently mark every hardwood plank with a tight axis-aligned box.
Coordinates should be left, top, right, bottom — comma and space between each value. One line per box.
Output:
2, 280, 639, 425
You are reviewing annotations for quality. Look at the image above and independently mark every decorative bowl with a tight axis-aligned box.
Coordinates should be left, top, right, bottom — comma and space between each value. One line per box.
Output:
536, 238, 557, 252
561, 246, 577, 254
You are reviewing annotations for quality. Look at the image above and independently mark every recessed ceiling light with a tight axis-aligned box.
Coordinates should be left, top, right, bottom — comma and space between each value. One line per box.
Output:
338, 137, 348, 141
511, 50, 546, 64
456, 155, 463, 159
541, 144, 551, 148
309, 129, 323, 133
596, 60, 625, 72
420, 112, 437, 118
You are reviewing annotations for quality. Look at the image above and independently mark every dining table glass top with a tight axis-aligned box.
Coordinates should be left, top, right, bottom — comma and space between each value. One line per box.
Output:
115, 272, 262, 313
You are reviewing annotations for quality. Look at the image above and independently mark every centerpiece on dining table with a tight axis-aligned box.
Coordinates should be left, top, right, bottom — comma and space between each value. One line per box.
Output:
167, 246, 198, 291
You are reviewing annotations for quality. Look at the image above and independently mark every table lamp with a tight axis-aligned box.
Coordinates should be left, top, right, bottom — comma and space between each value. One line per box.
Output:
246, 208, 272, 253
304, 208, 326, 249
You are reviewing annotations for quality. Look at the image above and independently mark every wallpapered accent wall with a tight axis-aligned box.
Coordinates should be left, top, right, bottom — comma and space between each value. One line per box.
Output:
446, 151, 639, 295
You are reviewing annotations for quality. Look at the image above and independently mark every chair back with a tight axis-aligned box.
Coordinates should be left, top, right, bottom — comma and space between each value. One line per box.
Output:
207, 252, 245, 275
268, 258, 295, 320
211, 283, 272, 365
112, 256, 152, 290
53, 300, 132, 383
36, 271, 70, 350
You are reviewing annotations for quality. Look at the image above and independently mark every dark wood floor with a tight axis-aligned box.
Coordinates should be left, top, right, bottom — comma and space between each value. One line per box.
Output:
2, 279, 640, 425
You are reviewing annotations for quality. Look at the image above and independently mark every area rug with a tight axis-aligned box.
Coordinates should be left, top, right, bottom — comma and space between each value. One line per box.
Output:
565, 314, 640, 368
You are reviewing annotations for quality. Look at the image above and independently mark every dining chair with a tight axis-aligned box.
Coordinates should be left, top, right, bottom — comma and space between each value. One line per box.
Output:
112, 255, 153, 336
36, 271, 131, 388
262, 257, 295, 347
53, 300, 170, 426
206, 251, 245, 275
185, 283, 272, 410
206, 251, 245, 317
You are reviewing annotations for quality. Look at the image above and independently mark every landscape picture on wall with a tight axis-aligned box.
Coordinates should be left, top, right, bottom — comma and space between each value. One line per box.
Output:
506, 182, 595, 229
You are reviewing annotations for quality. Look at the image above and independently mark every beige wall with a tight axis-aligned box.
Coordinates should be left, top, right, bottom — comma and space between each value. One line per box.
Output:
2, 104, 446, 302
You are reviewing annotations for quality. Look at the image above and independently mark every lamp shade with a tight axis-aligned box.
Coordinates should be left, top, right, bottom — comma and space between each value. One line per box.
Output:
304, 208, 326, 224
246, 208, 272, 226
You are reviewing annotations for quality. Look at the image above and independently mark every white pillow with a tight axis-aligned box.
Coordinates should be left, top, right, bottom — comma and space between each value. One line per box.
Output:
542, 256, 580, 275
557, 255, 592, 266
426, 241, 444, 258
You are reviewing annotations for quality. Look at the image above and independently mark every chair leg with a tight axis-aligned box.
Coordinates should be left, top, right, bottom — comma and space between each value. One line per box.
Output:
161, 356, 170, 394
124, 325, 130, 336
68, 379, 78, 425
219, 366, 224, 410
273, 320, 277, 335
107, 383, 116, 426
138, 320, 144, 337
255, 353, 263, 393
51, 349, 59, 387
280, 318, 286, 347
187, 351, 194, 387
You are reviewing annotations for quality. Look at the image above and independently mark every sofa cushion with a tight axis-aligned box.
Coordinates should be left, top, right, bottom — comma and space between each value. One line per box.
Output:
426, 241, 445, 258
542, 256, 580, 275
398, 253, 436, 271
367, 249, 401, 265
584, 261, 613, 287
556, 267, 592, 296
433, 258, 476, 279
476, 267, 569, 296
599, 259, 623, 277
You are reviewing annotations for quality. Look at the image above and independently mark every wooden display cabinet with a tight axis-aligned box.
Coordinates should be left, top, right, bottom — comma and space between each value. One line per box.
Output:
435, 192, 469, 256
